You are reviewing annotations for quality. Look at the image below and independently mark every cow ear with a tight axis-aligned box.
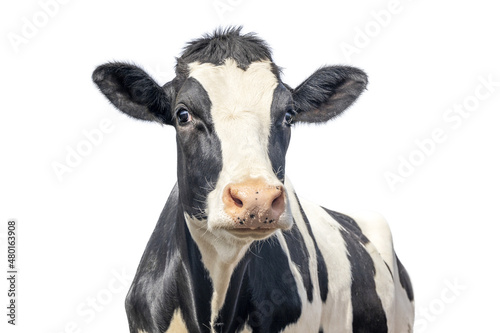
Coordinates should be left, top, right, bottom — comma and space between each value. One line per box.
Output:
92, 62, 173, 125
292, 66, 368, 124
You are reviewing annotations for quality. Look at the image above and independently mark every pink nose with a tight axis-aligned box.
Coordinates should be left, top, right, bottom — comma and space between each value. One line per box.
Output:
222, 179, 286, 229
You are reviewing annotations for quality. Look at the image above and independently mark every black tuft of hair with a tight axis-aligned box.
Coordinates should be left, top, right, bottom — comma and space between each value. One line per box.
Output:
176, 26, 278, 77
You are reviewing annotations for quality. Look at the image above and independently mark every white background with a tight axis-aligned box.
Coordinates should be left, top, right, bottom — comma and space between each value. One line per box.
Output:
1, 0, 499, 332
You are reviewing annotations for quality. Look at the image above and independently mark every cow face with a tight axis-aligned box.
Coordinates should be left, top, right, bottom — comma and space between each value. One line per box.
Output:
92, 29, 367, 242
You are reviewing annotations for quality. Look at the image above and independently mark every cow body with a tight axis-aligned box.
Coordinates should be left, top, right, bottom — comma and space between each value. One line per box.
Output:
93, 27, 414, 333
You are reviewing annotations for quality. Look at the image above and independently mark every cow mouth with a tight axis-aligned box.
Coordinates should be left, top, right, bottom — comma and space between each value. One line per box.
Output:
226, 227, 277, 240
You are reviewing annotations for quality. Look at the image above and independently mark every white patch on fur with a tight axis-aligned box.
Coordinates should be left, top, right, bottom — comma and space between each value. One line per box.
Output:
185, 213, 252, 331
165, 308, 189, 333
240, 324, 253, 333
188, 59, 287, 231
349, 211, 395, 271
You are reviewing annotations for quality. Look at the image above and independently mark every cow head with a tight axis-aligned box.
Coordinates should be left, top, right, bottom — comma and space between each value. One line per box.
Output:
92, 27, 367, 242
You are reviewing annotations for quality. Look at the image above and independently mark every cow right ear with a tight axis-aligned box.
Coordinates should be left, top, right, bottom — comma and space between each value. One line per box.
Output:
92, 62, 173, 125
291, 66, 368, 124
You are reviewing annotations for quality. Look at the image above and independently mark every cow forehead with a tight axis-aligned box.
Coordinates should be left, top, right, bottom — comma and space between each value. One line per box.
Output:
187, 58, 279, 120
187, 58, 281, 191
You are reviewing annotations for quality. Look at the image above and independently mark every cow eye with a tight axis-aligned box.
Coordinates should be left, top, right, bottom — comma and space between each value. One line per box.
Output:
176, 108, 192, 125
284, 110, 294, 126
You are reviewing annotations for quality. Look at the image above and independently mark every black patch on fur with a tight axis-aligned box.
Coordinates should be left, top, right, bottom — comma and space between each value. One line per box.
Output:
292, 66, 368, 124
282, 219, 314, 302
384, 261, 394, 281
125, 186, 213, 333
174, 78, 223, 218
296, 194, 329, 302
396, 254, 414, 302
326, 210, 370, 245
323, 208, 388, 333
268, 83, 293, 182
215, 236, 302, 333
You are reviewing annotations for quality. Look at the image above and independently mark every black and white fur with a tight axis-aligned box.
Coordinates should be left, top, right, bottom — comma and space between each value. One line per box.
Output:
92, 27, 414, 333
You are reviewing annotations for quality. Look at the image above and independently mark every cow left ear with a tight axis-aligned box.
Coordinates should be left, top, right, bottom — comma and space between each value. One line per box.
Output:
92, 62, 173, 125
292, 66, 368, 124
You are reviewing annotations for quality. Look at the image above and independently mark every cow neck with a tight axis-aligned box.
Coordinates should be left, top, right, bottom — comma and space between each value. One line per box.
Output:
183, 212, 252, 326
164, 190, 213, 330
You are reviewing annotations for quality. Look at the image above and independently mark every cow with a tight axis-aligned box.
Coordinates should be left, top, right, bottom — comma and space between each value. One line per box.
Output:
92, 27, 414, 333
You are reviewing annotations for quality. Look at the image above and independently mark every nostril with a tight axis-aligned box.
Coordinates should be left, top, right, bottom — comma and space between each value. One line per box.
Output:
223, 182, 286, 227
233, 197, 243, 208
271, 188, 285, 212
226, 186, 244, 208
272, 196, 280, 208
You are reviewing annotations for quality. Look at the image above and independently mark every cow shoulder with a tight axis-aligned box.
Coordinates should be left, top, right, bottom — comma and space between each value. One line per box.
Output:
127, 185, 212, 333
347, 211, 395, 273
